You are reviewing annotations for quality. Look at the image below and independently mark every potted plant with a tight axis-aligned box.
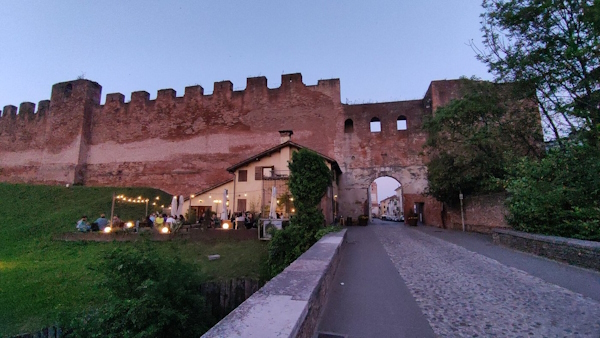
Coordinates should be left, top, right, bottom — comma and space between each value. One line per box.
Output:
406, 209, 419, 226
358, 215, 369, 226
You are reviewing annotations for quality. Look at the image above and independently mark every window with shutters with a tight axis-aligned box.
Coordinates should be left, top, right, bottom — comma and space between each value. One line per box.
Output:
255, 166, 274, 180
237, 199, 247, 212
255, 166, 263, 180
238, 170, 247, 182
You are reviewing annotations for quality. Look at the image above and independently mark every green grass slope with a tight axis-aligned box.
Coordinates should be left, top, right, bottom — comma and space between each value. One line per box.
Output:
0, 183, 267, 336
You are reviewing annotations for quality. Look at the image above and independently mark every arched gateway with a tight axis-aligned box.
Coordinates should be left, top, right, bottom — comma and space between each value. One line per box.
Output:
0, 74, 467, 228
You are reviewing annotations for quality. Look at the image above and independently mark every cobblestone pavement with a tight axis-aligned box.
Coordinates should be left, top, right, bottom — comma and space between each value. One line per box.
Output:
372, 224, 600, 337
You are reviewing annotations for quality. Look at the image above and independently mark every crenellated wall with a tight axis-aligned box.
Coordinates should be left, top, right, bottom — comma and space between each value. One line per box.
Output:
0, 74, 483, 227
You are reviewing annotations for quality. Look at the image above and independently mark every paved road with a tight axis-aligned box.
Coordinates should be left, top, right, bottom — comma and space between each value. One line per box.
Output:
317, 220, 600, 337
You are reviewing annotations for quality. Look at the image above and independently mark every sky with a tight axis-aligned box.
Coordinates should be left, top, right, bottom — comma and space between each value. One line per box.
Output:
374, 177, 400, 203
0, 1, 492, 110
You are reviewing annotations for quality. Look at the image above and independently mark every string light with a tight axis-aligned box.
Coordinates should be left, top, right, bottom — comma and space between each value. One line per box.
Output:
116, 194, 151, 204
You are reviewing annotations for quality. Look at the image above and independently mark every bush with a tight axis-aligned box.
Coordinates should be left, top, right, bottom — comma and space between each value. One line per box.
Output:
506, 143, 600, 241
315, 225, 343, 240
68, 242, 215, 337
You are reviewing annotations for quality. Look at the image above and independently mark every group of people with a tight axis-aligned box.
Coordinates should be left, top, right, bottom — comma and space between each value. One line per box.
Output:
148, 213, 186, 231
76, 210, 259, 233
75, 212, 185, 233
231, 212, 256, 229
76, 214, 109, 232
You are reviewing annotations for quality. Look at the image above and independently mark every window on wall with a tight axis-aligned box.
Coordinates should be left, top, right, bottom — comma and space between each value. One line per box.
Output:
255, 166, 274, 180
370, 117, 381, 133
397, 115, 407, 130
238, 170, 247, 182
344, 119, 354, 133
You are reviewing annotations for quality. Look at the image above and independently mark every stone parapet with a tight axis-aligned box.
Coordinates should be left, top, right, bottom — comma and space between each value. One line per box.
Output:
492, 229, 600, 271
202, 229, 347, 338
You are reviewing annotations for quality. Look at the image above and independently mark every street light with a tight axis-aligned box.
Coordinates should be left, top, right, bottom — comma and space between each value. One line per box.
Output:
333, 194, 338, 221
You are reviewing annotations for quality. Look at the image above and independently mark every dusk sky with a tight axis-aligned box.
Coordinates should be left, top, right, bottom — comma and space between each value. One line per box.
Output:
1, 1, 490, 109
1, 1, 491, 202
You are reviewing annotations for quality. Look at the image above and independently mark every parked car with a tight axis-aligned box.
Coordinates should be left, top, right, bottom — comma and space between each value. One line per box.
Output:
389, 216, 399, 222
380, 215, 387, 220
399, 215, 405, 222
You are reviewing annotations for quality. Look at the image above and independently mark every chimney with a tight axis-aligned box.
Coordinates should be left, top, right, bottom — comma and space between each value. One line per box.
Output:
279, 130, 293, 144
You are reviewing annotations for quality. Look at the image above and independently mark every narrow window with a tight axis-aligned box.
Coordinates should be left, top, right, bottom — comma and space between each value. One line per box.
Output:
370, 117, 381, 133
344, 119, 354, 133
397, 115, 407, 130
64, 84, 73, 97
238, 170, 247, 182
255, 166, 263, 180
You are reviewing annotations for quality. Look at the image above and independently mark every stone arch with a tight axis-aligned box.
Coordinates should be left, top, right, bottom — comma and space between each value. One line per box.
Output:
337, 165, 439, 226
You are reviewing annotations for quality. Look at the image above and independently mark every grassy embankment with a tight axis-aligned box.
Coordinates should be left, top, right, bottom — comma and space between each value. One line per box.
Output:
0, 183, 267, 336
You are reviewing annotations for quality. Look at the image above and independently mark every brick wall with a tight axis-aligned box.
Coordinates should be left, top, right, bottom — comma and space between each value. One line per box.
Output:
0, 75, 490, 223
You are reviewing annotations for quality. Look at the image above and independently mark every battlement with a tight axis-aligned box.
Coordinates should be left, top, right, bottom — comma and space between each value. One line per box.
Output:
96, 73, 341, 106
1, 99, 52, 119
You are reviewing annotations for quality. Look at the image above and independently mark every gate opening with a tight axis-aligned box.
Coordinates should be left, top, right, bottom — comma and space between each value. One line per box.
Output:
368, 176, 403, 222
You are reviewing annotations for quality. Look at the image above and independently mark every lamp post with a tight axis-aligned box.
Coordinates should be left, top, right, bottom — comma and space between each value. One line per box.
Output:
333, 194, 337, 223
110, 192, 116, 227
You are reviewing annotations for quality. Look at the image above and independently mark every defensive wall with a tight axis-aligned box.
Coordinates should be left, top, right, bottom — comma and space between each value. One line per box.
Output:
0, 74, 485, 228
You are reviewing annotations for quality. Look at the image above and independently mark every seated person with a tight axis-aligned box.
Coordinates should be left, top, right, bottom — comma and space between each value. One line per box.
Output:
76, 216, 91, 232
145, 215, 154, 228
112, 215, 122, 228
166, 215, 176, 229
236, 212, 246, 230
93, 213, 108, 231
155, 214, 165, 228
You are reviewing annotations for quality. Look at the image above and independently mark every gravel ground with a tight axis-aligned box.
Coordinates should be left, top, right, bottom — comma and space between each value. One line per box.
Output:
372, 225, 600, 337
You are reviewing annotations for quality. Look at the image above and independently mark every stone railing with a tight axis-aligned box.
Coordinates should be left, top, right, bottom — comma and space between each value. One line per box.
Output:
492, 229, 600, 271
202, 229, 347, 338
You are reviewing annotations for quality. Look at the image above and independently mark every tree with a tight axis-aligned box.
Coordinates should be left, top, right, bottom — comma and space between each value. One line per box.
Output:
423, 79, 542, 205
267, 149, 332, 276
288, 149, 332, 214
506, 142, 600, 241
477, 0, 600, 145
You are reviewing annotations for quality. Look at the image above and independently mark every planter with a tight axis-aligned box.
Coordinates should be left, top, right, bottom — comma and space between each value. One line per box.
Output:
358, 216, 369, 226
406, 216, 418, 226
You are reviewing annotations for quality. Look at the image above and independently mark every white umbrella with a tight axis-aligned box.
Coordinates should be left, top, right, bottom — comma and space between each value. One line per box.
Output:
269, 186, 277, 219
177, 195, 184, 218
171, 196, 178, 217
221, 189, 228, 221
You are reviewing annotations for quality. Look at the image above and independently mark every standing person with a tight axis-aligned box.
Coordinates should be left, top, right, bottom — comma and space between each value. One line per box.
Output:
94, 213, 109, 232
76, 216, 91, 232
